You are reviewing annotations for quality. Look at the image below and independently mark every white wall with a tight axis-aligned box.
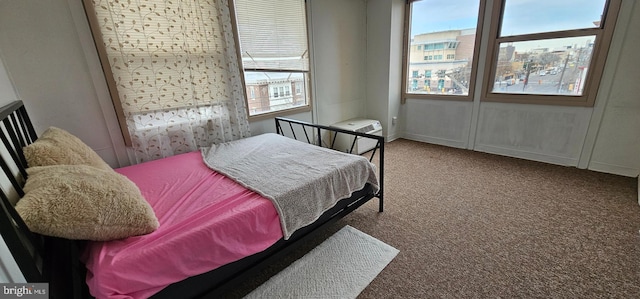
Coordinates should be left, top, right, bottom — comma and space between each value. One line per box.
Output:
365, 0, 404, 141
0, 0, 127, 167
0, 57, 19, 105
308, 0, 368, 126
474, 103, 592, 166
400, 0, 640, 177
404, 99, 474, 149
365, 0, 391, 137
586, 0, 640, 177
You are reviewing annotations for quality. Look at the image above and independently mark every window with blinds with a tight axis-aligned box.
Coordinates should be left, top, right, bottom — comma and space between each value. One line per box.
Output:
233, 0, 311, 117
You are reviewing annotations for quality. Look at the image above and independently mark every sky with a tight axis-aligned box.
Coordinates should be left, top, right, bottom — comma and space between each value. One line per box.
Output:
410, 0, 606, 37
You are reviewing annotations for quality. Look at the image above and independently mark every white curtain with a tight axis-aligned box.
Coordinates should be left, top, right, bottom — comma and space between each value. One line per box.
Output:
88, 0, 250, 162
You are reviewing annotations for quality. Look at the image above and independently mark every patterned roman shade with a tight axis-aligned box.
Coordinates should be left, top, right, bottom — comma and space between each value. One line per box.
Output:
85, 0, 251, 162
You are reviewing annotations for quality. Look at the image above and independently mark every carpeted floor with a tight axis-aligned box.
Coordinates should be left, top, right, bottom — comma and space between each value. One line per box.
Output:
225, 138, 640, 298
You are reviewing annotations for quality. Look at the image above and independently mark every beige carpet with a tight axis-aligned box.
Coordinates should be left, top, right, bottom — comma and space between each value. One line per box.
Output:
225, 138, 640, 298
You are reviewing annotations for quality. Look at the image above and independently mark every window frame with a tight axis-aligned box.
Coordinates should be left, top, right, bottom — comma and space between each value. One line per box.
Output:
401, 0, 487, 103
480, 0, 622, 106
82, 0, 130, 145
229, 0, 313, 122
402, 0, 621, 107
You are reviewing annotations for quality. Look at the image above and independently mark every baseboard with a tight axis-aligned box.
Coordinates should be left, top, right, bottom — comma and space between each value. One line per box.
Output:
385, 132, 401, 143
403, 133, 467, 149
587, 162, 640, 178
401, 135, 639, 179
473, 144, 579, 167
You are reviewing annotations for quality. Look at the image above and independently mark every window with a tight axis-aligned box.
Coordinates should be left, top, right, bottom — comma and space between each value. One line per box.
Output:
403, 0, 621, 106
403, 0, 485, 101
84, 0, 251, 148
233, 0, 311, 117
482, 0, 621, 106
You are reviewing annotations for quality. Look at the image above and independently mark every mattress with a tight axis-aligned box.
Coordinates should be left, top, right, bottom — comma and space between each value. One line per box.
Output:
82, 151, 283, 299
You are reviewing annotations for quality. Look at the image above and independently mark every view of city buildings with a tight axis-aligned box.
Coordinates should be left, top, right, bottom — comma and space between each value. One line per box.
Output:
407, 29, 595, 96
407, 29, 476, 95
244, 72, 307, 115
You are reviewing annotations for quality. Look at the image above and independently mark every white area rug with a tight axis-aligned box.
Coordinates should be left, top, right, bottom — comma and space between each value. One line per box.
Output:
244, 225, 399, 299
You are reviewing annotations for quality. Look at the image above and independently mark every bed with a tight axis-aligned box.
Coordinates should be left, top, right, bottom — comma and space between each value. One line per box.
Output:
0, 100, 384, 299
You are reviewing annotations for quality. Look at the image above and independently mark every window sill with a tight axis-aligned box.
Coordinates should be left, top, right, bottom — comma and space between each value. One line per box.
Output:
248, 105, 312, 122
402, 93, 474, 103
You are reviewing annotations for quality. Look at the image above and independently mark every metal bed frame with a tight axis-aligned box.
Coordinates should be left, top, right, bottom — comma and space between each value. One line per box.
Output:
0, 101, 385, 298
274, 117, 384, 212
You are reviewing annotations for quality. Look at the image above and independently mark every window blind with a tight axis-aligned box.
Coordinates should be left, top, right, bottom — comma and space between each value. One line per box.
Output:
234, 0, 309, 72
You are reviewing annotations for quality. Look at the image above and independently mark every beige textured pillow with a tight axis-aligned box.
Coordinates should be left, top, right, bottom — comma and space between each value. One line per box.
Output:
23, 127, 112, 171
15, 165, 159, 241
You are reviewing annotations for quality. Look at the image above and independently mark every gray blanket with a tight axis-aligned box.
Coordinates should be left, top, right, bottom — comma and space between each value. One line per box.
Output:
201, 133, 379, 239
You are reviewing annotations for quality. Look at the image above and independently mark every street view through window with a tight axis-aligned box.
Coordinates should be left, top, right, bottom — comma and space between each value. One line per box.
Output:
492, 36, 596, 96
406, 0, 609, 98
406, 1, 481, 96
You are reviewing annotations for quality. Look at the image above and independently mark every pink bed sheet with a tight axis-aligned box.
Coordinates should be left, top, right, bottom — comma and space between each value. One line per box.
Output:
82, 151, 283, 299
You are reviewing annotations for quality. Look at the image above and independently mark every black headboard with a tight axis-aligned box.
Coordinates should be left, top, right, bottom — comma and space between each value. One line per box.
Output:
0, 101, 43, 279
0, 101, 83, 298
